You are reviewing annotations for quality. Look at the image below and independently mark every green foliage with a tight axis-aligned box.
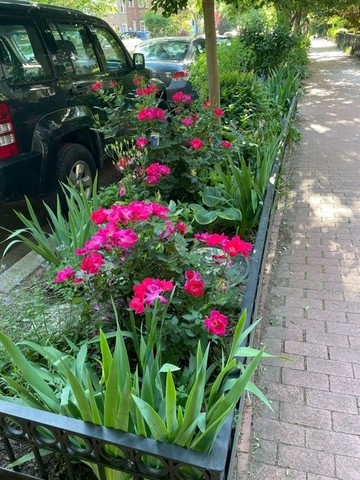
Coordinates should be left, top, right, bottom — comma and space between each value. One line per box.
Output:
94, 76, 243, 203
191, 156, 264, 237
39, 0, 116, 17
0, 309, 266, 478
241, 26, 299, 75
144, 10, 191, 36
52, 199, 252, 361
2, 179, 99, 268
266, 64, 301, 114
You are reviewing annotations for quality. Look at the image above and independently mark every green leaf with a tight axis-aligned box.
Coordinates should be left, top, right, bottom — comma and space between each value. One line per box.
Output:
246, 381, 273, 411
217, 208, 242, 221
208, 350, 264, 425
235, 347, 277, 358
190, 404, 233, 452
202, 187, 225, 207
132, 395, 168, 441
193, 206, 218, 225
159, 363, 181, 373
0, 331, 60, 412
60, 363, 93, 422
165, 370, 178, 435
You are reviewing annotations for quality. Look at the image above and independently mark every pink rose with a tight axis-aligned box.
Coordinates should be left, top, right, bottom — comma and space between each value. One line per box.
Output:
90, 81, 103, 92
220, 140, 232, 149
213, 108, 224, 117
54, 266, 74, 283
182, 117, 194, 127
188, 138, 203, 150
135, 137, 149, 149
80, 252, 104, 275
221, 235, 252, 257
204, 310, 229, 336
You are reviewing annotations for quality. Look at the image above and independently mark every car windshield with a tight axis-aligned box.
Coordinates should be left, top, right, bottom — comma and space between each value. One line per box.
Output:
137, 40, 190, 61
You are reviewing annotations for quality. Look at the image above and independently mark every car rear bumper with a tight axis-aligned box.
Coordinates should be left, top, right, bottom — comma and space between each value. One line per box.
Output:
0, 152, 42, 202
166, 80, 198, 105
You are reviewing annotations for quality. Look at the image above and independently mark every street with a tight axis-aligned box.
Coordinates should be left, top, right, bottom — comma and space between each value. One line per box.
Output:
0, 157, 122, 270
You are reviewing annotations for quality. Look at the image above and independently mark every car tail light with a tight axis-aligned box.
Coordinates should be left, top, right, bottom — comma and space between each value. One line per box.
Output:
172, 70, 190, 81
0, 102, 19, 160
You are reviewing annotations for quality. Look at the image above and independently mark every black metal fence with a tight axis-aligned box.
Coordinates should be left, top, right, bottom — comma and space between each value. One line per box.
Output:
0, 400, 232, 480
336, 32, 360, 56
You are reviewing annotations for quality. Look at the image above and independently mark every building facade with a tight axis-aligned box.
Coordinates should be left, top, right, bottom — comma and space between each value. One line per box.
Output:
106, 0, 151, 34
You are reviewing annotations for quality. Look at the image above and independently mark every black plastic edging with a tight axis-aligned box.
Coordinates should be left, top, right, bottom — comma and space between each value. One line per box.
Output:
225, 93, 298, 480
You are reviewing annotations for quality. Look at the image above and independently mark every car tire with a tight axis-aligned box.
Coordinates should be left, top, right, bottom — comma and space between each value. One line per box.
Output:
50, 143, 96, 211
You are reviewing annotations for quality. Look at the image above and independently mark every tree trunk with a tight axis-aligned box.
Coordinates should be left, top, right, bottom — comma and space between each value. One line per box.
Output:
202, 0, 220, 108
291, 11, 302, 33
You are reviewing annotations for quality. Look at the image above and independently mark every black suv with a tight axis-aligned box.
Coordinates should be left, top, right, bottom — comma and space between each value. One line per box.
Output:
0, 0, 159, 203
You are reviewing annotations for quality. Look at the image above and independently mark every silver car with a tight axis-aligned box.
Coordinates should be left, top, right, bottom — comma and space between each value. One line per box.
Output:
134, 36, 205, 104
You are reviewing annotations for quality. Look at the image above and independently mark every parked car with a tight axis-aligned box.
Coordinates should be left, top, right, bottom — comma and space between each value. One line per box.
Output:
120, 31, 150, 53
0, 1, 162, 204
134, 36, 205, 105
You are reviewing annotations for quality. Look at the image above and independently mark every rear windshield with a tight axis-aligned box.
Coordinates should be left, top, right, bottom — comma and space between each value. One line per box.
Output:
137, 41, 190, 61
0, 22, 53, 85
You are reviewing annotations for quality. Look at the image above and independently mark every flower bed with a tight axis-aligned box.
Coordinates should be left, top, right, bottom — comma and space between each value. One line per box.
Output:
0, 56, 300, 478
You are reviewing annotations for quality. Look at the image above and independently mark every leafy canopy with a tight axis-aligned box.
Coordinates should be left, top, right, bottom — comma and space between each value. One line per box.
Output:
39, 0, 116, 17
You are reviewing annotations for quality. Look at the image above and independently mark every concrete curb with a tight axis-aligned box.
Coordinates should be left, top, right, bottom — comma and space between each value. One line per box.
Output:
0, 251, 44, 294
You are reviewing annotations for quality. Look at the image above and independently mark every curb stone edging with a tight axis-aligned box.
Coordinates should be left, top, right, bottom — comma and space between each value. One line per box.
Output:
0, 251, 44, 295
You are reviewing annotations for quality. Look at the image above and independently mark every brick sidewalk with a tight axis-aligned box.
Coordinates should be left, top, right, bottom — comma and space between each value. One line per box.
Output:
237, 39, 360, 480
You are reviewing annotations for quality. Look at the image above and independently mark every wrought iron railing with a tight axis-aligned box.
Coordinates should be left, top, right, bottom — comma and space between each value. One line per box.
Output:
0, 400, 232, 479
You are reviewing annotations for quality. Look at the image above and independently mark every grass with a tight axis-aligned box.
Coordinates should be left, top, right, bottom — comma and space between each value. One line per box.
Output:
0, 264, 83, 368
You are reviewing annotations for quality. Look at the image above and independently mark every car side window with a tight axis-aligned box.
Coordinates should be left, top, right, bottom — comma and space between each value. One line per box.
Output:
92, 27, 128, 71
49, 22, 100, 76
0, 22, 53, 85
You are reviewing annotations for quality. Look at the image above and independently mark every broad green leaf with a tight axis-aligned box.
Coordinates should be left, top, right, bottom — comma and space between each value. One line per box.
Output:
202, 187, 225, 207
208, 359, 237, 408
0, 376, 47, 410
99, 330, 113, 385
159, 363, 181, 373
193, 207, 218, 225
132, 395, 168, 441
208, 350, 264, 424
9, 449, 52, 468
235, 347, 277, 358
217, 208, 242, 222
190, 404, 233, 452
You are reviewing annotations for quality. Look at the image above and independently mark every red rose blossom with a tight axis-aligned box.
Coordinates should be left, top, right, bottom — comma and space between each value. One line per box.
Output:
204, 310, 229, 336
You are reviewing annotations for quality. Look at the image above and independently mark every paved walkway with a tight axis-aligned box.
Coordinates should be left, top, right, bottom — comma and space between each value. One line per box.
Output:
240, 39, 360, 479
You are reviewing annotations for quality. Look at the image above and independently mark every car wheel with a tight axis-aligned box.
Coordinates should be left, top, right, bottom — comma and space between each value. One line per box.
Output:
43, 143, 97, 211
56, 143, 96, 199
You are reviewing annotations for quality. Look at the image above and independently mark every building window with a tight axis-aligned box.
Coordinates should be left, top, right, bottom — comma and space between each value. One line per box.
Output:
132, 20, 137, 31
139, 21, 146, 31
122, 24, 128, 33
128, 0, 134, 7
120, 0, 125, 13
138, 1, 148, 7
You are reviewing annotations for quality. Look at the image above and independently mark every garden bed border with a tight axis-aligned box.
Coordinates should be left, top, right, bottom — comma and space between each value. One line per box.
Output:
0, 96, 298, 480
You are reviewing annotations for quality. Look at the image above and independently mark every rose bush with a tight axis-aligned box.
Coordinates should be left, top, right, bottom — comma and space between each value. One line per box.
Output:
53, 196, 252, 363
93, 75, 247, 204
